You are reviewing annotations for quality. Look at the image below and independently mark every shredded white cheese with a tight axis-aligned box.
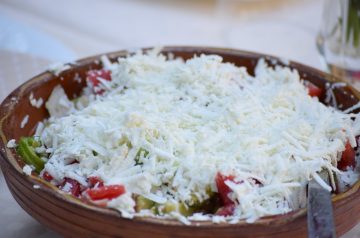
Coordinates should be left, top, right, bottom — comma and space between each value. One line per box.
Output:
7, 139, 16, 148
23, 165, 33, 175
344, 101, 360, 114
45, 85, 75, 118
108, 192, 136, 218
39, 50, 360, 223
212, 215, 227, 223
48, 62, 71, 76
20, 115, 29, 129
73, 73, 82, 84
29, 92, 44, 108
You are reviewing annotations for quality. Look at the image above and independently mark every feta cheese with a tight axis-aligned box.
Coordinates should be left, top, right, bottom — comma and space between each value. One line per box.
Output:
33, 185, 40, 189
20, 115, 29, 129
38, 50, 360, 223
23, 165, 33, 175
7, 139, 16, 148
29, 93, 44, 108
48, 62, 71, 76
45, 85, 74, 118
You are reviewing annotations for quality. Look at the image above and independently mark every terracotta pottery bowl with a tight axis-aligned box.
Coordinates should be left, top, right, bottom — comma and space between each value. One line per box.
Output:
1, 47, 360, 238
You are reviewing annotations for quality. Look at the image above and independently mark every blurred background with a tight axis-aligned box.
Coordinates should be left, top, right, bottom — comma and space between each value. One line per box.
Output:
0, 0, 359, 237
0, 0, 324, 102
0, 0, 322, 63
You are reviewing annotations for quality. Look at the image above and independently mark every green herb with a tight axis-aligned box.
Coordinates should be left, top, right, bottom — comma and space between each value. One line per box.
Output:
16, 137, 45, 173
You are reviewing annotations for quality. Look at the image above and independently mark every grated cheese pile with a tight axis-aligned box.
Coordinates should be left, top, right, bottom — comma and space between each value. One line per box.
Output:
37, 50, 360, 223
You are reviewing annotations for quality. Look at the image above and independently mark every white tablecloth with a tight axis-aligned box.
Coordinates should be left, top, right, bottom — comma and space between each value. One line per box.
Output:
0, 0, 359, 237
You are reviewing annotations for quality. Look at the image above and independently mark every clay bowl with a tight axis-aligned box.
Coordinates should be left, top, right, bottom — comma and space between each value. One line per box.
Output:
1, 46, 360, 238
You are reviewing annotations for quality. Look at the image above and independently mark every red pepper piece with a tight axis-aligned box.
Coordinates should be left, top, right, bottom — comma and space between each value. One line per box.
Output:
306, 82, 322, 98
215, 204, 236, 216
88, 176, 104, 188
215, 173, 262, 216
86, 69, 112, 94
215, 173, 238, 206
59, 178, 81, 197
43, 171, 53, 182
86, 185, 126, 201
338, 141, 356, 171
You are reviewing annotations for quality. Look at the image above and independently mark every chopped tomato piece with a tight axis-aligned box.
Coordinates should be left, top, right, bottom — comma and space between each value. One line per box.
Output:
59, 178, 81, 197
215, 173, 237, 206
88, 176, 104, 188
338, 141, 356, 171
86, 185, 125, 201
86, 69, 112, 94
215, 204, 236, 216
306, 82, 322, 98
43, 171, 53, 182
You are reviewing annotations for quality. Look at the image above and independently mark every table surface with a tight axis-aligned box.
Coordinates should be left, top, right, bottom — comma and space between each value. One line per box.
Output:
0, 0, 359, 237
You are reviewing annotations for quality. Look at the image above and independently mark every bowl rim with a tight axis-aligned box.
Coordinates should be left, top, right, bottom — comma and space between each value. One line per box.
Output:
1, 46, 360, 228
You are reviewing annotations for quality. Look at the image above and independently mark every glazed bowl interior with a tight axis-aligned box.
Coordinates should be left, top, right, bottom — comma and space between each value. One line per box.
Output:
1, 46, 360, 238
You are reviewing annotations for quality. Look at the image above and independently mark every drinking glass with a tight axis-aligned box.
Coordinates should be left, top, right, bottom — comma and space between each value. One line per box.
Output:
317, 0, 360, 87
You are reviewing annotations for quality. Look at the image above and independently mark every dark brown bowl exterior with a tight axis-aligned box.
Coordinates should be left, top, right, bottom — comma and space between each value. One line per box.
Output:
1, 47, 360, 238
